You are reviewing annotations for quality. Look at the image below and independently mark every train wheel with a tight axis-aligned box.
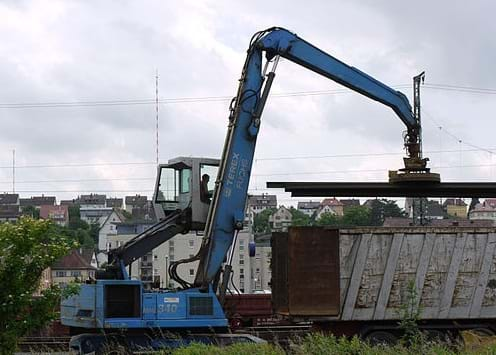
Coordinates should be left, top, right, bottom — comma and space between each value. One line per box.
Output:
472, 327, 495, 337
364, 331, 398, 346
425, 329, 450, 343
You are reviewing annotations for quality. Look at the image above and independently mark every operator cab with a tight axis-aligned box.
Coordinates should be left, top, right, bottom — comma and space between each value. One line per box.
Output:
153, 157, 219, 231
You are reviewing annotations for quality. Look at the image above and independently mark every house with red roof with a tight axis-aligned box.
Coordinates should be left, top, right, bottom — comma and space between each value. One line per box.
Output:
40, 205, 69, 226
51, 249, 96, 286
316, 198, 344, 218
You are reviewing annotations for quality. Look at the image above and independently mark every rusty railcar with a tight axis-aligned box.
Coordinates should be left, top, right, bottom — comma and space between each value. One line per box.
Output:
272, 226, 496, 341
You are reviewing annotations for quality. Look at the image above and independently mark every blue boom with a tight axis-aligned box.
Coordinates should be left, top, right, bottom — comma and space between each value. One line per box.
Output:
196, 27, 422, 287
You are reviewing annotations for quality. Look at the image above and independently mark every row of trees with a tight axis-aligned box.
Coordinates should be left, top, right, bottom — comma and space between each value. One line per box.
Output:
253, 199, 405, 233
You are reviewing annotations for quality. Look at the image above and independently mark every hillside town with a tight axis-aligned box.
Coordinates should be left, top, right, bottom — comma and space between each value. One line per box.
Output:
2, 191, 491, 295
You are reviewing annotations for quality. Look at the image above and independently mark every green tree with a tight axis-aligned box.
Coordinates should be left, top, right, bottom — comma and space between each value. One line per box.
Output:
68, 205, 89, 230
252, 208, 276, 234
315, 212, 340, 226
341, 206, 371, 226
369, 199, 405, 226
21, 205, 39, 219
289, 207, 311, 227
0, 217, 78, 353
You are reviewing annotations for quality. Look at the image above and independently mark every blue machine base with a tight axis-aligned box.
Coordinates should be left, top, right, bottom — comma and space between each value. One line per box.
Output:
61, 279, 228, 330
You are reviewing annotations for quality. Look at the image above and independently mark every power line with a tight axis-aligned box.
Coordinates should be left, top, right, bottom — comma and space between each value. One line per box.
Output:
0, 161, 155, 169
0, 82, 494, 109
2, 160, 494, 185
255, 148, 496, 162
422, 108, 494, 155
0, 177, 154, 184
1, 147, 495, 171
0, 85, 422, 109
11, 189, 155, 193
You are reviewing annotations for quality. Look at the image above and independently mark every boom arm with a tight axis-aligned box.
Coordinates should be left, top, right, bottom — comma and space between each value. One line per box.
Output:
195, 27, 425, 287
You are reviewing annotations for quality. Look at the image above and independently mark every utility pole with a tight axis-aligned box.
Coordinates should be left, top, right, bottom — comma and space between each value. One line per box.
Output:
12, 149, 15, 193
155, 70, 159, 165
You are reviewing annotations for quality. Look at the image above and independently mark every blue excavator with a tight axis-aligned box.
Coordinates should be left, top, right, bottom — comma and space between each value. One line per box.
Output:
61, 27, 436, 353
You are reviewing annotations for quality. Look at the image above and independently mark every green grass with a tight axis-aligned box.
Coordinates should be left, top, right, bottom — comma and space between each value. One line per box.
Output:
165, 333, 496, 355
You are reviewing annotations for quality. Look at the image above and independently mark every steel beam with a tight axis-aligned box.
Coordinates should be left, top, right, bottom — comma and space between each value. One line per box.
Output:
266, 181, 496, 198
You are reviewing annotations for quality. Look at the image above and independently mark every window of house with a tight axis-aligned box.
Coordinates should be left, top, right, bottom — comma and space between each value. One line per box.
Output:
239, 240, 244, 246
154, 255, 158, 259
240, 268, 244, 274
239, 259, 244, 265
169, 254, 174, 261
55, 271, 66, 277
71, 271, 81, 277
110, 225, 114, 230
239, 245, 244, 251
169, 240, 174, 246
239, 254, 244, 259
189, 254, 194, 258
189, 269, 195, 276
240, 274, 244, 279
169, 246, 175, 253
189, 240, 194, 248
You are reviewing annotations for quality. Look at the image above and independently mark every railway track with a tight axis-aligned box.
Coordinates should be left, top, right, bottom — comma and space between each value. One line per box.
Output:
239, 324, 313, 346
17, 336, 71, 352
17, 325, 312, 353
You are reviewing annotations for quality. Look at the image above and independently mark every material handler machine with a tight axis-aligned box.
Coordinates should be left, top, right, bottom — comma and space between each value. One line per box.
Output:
62, 27, 442, 352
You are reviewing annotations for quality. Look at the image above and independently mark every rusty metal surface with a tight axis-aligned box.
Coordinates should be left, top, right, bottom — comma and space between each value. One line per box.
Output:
271, 232, 289, 315
266, 181, 496, 197
272, 227, 340, 316
224, 294, 273, 317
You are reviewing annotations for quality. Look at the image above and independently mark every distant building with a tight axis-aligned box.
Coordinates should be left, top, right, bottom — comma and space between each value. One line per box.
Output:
269, 206, 292, 232
60, 199, 78, 206
252, 233, 272, 292
245, 194, 277, 225
79, 194, 106, 208
97, 209, 126, 266
425, 200, 447, 220
107, 222, 252, 293
125, 195, 148, 213
51, 249, 96, 287
483, 198, 496, 209
297, 201, 320, 217
0, 193, 20, 222
40, 205, 69, 226
316, 198, 344, 218
247, 194, 277, 213
80, 206, 113, 226
443, 198, 467, 218
0, 193, 19, 205
469, 200, 496, 223
20, 195, 56, 208
340, 199, 360, 213
79, 248, 98, 269
106, 198, 123, 209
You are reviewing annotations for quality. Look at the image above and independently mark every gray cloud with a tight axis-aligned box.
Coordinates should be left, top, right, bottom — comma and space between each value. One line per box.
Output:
0, 0, 494, 203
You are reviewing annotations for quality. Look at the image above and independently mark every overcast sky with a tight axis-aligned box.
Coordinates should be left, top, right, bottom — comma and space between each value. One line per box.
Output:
0, 0, 495, 206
